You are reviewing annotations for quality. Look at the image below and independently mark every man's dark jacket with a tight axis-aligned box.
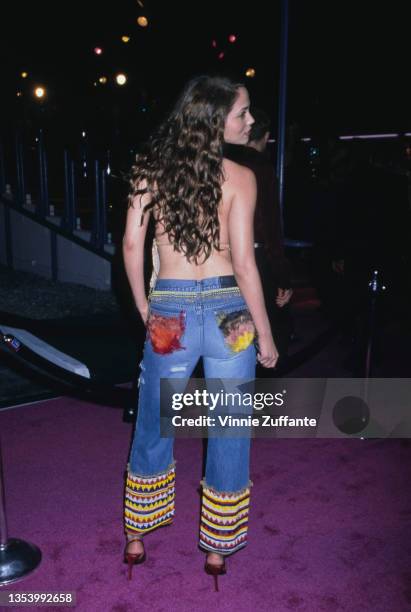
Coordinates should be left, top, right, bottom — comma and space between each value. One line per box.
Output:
223, 143, 292, 291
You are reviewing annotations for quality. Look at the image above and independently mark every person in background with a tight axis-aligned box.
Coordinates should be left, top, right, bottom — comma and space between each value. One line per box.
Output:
224, 108, 293, 370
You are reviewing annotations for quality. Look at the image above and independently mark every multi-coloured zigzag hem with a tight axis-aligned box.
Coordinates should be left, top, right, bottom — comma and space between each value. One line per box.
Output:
199, 481, 251, 555
124, 463, 176, 535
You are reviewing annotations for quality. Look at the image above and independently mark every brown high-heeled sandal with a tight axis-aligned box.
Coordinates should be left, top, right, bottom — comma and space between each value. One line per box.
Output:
124, 536, 146, 580
204, 553, 227, 592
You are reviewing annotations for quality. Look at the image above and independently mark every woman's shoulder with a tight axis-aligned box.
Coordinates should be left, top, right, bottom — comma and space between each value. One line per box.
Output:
222, 157, 256, 188
221, 158, 256, 212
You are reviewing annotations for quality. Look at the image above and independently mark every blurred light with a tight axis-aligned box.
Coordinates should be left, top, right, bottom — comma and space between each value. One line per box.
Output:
137, 16, 148, 27
218, 52, 225, 60
34, 86, 45, 99
81, 131, 86, 138
16, 91, 22, 97
121, 35, 130, 43
358, 133, 398, 139
339, 133, 399, 140
98, 76, 107, 84
94, 47, 103, 55
211, 39, 217, 48
115, 73, 127, 86
301, 137, 312, 142
21, 71, 28, 78
309, 146, 319, 158
228, 34, 237, 43
245, 68, 255, 78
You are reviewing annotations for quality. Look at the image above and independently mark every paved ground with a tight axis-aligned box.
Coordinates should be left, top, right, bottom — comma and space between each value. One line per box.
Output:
0, 264, 119, 320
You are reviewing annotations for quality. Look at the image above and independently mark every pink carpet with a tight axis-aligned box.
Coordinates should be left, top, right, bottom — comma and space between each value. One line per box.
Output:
0, 397, 410, 611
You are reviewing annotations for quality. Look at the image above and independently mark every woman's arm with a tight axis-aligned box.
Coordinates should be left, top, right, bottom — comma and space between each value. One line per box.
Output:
122, 186, 152, 324
228, 166, 278, 367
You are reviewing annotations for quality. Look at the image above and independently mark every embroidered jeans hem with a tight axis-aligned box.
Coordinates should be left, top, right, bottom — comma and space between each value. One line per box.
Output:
199, 480, 252, 555
124, 463, 176, 536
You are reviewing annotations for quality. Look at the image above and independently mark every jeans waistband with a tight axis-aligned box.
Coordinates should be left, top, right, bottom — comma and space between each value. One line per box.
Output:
153, 275, 238, 293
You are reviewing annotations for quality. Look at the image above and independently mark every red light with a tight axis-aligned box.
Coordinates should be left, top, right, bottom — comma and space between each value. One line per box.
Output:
228, 34, 237, 43
211, 39, 217, 48
218, 52, 225, 60
94, 47, 103, 55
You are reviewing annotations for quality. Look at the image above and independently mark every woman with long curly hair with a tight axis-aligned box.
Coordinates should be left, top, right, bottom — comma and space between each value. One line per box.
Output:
122, 75, 278, 589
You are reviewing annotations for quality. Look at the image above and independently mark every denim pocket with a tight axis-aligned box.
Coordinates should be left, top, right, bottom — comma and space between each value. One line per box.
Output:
146, 307, 186, 354
214, 308, 256, 353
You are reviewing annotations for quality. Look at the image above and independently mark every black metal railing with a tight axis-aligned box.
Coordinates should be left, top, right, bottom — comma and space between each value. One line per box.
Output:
1, 129, 128, 255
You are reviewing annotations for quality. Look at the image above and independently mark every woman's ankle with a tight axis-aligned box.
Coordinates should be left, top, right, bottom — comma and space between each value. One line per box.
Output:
126, 533, 143, 543
206, 551, 225, 564
126, 534, 144, 551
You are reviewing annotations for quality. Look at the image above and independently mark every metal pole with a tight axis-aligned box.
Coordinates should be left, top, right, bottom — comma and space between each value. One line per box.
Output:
0, 142, 6, 195
0, 438, 42, 585
38, 129, 49, 218
100, 167, 107, 247
276, 0, 289, 236
4, 205, 13, 268
63, 150, 75, 232
42, 134, 49, 216
15, 132, 25, 207
91, 159, 101, 248
0, 440, 9, 548
70, 158, 77, 230
63, 149, 70, 229
364, 270, 381, 379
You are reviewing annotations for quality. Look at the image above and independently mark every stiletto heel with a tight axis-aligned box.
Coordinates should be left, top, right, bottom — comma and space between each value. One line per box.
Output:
204, 555, 226, 592
124, 537, 146, 580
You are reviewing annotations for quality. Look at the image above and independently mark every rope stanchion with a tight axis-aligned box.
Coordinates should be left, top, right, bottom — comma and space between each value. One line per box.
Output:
359, 269, 387, 415
0, 438, 42, 584
364, 269, 386, 379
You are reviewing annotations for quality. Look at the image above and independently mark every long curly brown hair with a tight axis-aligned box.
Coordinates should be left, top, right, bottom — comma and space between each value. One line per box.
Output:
128, 75, 243, 263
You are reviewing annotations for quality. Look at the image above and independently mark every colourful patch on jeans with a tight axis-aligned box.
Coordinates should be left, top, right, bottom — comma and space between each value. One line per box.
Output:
216, 309, 255, 353
147, 311, 186, 354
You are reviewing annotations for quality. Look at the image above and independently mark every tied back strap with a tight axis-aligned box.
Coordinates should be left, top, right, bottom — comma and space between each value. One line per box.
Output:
149, 240, 160, 294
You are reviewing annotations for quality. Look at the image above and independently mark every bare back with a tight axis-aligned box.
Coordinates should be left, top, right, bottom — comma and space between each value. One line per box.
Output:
153, 158, 248, 280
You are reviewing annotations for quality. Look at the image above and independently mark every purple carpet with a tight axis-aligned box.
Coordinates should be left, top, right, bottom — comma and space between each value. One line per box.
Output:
0, 397, 410, 611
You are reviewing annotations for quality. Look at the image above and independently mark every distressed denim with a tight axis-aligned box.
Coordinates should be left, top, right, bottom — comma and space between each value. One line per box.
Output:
124, 275, 256, 554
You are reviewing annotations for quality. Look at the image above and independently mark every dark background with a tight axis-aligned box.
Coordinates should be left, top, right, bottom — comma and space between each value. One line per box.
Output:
2, 1, 410, 143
